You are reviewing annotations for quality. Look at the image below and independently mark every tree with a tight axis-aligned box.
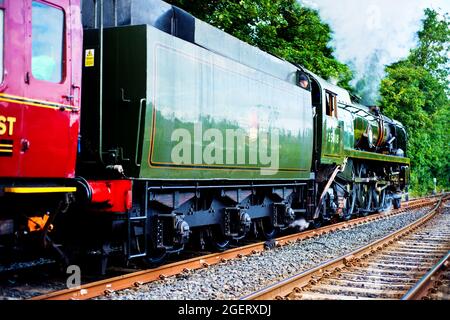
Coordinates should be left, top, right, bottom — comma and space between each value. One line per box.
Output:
380, 9, 449, 195
411, 9, 450, 85
168, 0, 353, 89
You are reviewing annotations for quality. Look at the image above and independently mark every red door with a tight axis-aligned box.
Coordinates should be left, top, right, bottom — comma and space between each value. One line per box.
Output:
0, 1, 26, 178
21, 0, 80, 178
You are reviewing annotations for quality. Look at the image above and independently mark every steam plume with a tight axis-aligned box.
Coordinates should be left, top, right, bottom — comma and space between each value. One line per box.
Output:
299, 0, 449, 105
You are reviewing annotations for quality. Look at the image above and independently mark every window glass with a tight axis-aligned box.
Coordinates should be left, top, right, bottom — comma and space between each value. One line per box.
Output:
326, 92, 337, 117
326, 93, 332, 116
0, 10, 4, 83
31, 1, 64, 83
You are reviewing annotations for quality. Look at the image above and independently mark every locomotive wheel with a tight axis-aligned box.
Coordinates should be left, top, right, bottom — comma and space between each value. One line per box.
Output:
315, 191, 331, 226
312, 217, 324, 229
358, 185, 373, 217
375, 189, 391, 212
372, 187, 385, 212
356, 165, 373, 217
342, 184, 356, 221
393, 198, 401, 209
384, 192, 393, 211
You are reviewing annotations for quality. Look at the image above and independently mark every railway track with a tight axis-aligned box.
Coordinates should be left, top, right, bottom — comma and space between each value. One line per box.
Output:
402, 251, 450, 300
28, 196, 438, 300
402, 202, 450, 300
242, 195, 449, 300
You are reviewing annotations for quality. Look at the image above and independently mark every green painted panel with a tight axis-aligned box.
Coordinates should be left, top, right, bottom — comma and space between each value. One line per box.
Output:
137, 26, 314, 180
339, 107, 354, 151
321, 115, 344, 164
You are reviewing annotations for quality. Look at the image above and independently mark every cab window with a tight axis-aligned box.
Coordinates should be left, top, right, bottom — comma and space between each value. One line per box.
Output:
0, 9, 4, 83
31, 1, 64, 83
326, 91, 338, 117
297, 71, 310, 91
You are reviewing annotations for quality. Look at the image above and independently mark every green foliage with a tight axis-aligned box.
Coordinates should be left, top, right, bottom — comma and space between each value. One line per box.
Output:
168, 2, 448, 195
167, 0, 352, 88
411, 9, 450, 85
380, 9, 450, 195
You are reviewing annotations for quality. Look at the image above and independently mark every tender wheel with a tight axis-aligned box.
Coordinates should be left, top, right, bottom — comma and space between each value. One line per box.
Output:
208, 226, 230, 251
144, 248, 168, 266
258, 218, 277, 240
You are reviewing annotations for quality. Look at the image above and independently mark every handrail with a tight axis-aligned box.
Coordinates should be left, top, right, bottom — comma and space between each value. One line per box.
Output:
134, 98, 147, 167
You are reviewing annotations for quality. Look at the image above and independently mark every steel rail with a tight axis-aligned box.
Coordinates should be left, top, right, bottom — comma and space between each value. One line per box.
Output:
402, 251, 450, 300
242, 196, 445, 300
31, 197, 436, 300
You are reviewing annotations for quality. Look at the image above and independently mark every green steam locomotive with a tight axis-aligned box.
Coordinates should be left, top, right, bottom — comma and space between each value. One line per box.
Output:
60, 0, 409, 269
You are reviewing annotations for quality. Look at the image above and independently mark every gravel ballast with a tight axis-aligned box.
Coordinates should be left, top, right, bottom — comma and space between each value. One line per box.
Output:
99, 205, 435, 300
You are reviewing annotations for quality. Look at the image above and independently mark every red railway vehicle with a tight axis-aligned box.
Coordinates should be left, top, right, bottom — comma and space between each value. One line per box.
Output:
0, 0, 82, 260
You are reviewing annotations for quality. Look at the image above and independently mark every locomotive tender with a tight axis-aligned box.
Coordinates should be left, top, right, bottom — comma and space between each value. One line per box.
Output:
0, 0, 409, 267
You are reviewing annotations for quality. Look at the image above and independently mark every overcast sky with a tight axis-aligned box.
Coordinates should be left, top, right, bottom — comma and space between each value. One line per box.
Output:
299, 0, 450, 103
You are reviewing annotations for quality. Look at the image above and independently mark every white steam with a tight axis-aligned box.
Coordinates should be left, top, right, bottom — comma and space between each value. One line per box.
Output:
289, 218, 310, 231
299, 0, 450, 104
